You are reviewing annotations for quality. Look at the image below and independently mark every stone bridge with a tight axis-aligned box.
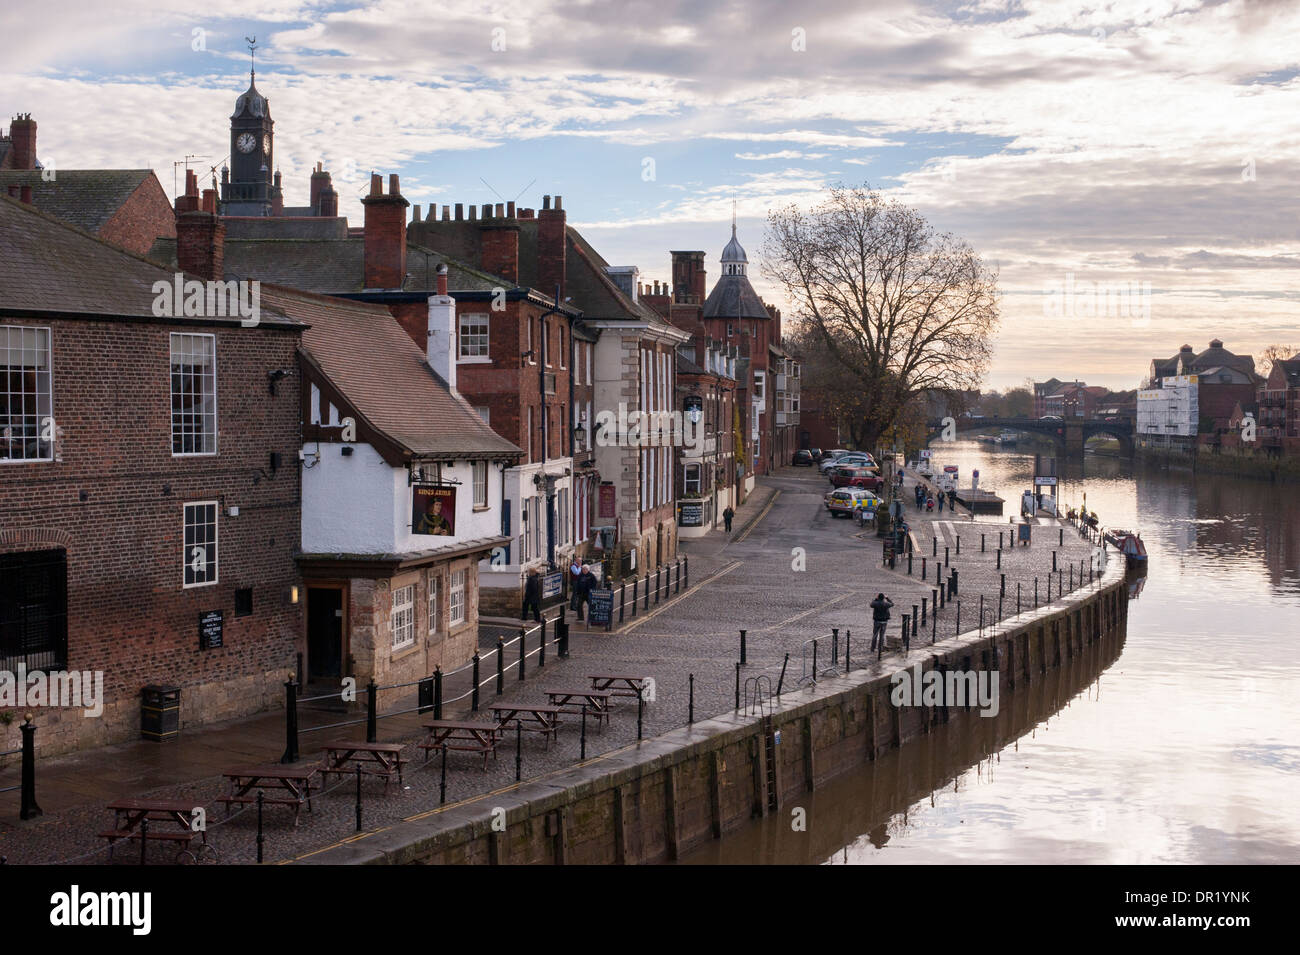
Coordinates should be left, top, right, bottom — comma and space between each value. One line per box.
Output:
924, 415, 1134, 458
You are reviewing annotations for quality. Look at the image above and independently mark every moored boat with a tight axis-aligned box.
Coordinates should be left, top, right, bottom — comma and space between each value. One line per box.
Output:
1105, 529, 1148, 569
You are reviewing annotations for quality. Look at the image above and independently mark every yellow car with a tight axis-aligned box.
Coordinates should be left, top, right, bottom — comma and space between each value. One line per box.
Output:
825, 488, 880, 518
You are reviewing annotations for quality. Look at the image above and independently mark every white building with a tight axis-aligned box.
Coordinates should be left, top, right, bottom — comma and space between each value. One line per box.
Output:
1138, 374, 1199, 437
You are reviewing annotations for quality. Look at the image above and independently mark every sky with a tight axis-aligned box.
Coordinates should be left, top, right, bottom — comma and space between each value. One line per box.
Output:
5, 0, 1299, 390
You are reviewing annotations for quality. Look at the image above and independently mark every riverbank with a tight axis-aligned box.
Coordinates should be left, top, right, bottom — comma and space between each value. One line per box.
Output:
295, 530, 1127, 865
1137, 445, 1300, 483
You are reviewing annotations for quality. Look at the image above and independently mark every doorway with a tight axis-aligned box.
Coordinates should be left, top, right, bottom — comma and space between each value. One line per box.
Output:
306, 586, 345, 681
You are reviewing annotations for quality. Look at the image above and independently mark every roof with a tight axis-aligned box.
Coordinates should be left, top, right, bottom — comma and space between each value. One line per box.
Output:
0, 191, 297, 326
0, 169, 154, 234
148, 235, 503, 295
701, 272, 770, 320
564, 225, 680, 332
282, 288, 521, 461
720, 224, 748, 264
232, 76, 269, 119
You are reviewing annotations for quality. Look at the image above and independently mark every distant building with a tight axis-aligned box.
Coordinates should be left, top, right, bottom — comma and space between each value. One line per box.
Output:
1258, 356, 1300, 455
1138, 375, 1199, 439
1145, 340, 1261, 433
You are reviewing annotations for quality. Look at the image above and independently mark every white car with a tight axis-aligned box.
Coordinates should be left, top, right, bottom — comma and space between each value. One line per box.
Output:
825, 487, 879, 517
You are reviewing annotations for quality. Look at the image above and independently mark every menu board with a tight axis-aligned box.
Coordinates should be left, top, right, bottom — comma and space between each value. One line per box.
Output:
587, 588, 613, 626
679, 501, 704, 526
199, 609, 224, 650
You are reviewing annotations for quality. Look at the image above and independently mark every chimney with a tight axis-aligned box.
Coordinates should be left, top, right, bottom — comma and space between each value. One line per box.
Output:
481, 220, 520, 283
671, 250, 706, 304
176, 191, 225, 282
538, 194, 567, 298
319, 183, 338, 217
362, 172, 410, 289
271, 170, 284, 216
310, 162, 331, 214
427, 264, 457, 394
8, 114, 36, 170
19, 185, 32, 204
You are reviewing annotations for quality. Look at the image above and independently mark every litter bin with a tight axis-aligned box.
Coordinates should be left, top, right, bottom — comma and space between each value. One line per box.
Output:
141, 685, 180, 742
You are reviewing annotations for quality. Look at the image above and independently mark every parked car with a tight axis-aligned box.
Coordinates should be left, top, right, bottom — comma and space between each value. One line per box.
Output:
822, 452, 873, 475
1040, 414, 1062, 421
808, 447, 823, 461
831, 466, 883, 491
791, 449, 815, 467
825, 487, 879, 518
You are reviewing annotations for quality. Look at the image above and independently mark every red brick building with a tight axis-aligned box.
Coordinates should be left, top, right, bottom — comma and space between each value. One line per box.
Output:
1, 114, 176, 256
1258, 356, 1300, 455
0, 193, 304, 756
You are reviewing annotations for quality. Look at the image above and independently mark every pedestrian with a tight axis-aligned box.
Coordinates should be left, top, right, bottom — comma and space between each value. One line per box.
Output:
574, 564, 596, 620
568, 558, 583, 612
870, 593, 894, 651
521, 567, 542, 623
937, 492, 944, 513
723, 505, 734, 533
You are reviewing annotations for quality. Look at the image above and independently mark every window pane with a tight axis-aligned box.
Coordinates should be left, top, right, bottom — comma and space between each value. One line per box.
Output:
183, 502, 218, 587
1, 326, 53, 461
171, 333, 217, 454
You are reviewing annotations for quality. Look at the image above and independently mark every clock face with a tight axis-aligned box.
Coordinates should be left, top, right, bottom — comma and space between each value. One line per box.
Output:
236, 132, 256, 154
262, 134, 271, 154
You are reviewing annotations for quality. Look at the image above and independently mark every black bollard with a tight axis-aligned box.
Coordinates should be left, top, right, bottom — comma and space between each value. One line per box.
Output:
281, 677, 299, 764
559, 618, 570, 658
996, 548, 1002, 570
735, 662, 741, 710
777, 653, 790, 695
440, 747, 448, 804
921, 597, 927, 625
256, 790, 264, 863
956, 600, 961, 635
472, 653, 480, 711
956, 536, 961, 555
902, 614, 910, 653
581, 703, 589, 759
20, 716, 41, 819
1035, 578, 1039, 607
644, 574, 650, 611
951, 568, 959, 596
638, 692, 644, 740
1000, 573, 1006, 596
922, 556, 927, 581
740, 629, 747, 665
632, 576, 639, 616
932, 609, 937, 644
932, 537, 937, 557
688, 674, 695, 724
355, 764, 362, 832
845, 630, 851, 671
999, 531, 1004, 550
496, 637, 505, 693
908, 550, 913, 575
1052, 550, 1057, 572
1059, 527, 1064, 546
998, 594, 1004, 620
539, 618, 546, 668
812, 640, 818, 680
945, 545, 949, 564
981, 533, 985, 552
366, 679, 378, 743
832, 627, 839, 666
434, 667, 443, 720
676, 560, 681, 594
1017, 582, 1021, 616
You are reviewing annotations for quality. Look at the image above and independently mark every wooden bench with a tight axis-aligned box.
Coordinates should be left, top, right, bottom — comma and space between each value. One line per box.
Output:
217, 764, 319, 826
420, 720, 504, 771
546, 689, 613, 729
100, 798, 215, 864
588, 674, 650, 700
320, 741, 407, 794
490, 703, 564, 747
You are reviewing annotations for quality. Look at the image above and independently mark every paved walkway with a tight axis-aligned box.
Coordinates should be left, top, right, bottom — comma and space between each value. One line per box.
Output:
0, 470, 1101, 865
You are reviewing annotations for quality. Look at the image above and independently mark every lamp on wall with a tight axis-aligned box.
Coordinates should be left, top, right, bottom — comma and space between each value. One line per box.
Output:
572, 421, 587, 449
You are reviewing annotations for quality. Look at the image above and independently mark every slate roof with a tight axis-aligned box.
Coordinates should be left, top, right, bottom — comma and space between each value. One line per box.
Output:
0, 191, 295, 325
282, 288, 521, 461
564, 225, 678, 331
0, 169, 154, 235
701, 272, 770, 320
148, 236, 503, 295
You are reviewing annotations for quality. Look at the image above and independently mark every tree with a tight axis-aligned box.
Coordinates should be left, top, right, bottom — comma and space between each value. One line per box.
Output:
1261, 343, 1299, 377
764, 185, 999, 451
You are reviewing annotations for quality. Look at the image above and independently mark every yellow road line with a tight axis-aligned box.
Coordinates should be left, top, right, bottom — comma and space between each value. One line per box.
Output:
734, 489, 780, 543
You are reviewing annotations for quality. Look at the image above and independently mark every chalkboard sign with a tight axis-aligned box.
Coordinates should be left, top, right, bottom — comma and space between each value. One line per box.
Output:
199, 609, 224, 650
587, 588, 613, 627
679, 501, 704, 526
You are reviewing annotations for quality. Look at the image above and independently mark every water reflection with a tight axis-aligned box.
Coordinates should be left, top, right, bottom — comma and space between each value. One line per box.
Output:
678, 441, 1300, 865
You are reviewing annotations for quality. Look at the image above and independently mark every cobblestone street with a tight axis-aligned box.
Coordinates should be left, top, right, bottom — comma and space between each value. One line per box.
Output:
0, 469, 1102, 866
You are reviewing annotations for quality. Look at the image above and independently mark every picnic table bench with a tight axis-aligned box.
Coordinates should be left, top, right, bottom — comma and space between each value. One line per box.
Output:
420, 720, 504, 770
490, 703, 564, 747
320, 741, 407, 793
588, 674, 650, 700
546, 689, 613, 728
217, 764, 319, 826
99, 798, 215, 864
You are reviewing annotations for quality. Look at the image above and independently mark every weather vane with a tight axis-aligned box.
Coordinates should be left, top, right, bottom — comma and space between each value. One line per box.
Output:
245, 36, 257, 80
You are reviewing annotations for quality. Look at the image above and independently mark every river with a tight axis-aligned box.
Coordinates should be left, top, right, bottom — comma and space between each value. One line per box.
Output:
681, 439, 1300, 864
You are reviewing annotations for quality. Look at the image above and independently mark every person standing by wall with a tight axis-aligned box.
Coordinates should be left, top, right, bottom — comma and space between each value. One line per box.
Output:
521, 567, 542, 623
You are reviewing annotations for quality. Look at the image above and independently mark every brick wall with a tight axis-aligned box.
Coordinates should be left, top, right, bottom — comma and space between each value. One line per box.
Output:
0, 316, 303, 755
100, 176, 176, 256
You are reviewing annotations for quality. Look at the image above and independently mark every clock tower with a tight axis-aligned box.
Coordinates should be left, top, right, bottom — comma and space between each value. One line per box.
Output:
221, 60, 274, 216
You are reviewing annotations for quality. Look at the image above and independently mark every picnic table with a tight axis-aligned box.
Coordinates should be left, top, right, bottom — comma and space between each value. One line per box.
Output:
99, 798, 215, 864
490, 703, 564, 747
588, 674, 650, 700
217, 764, 319, 826
546, 689, 613, 728
320, 741, 407, 793
420, 720, 504, 770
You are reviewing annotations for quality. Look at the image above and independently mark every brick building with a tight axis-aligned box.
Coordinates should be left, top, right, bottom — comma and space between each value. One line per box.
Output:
673, 340, 737, 536
0, 114, 176, 256
1258, 356, 1300, 455
1146, 340, 1261, 433
0, 192, 304, 756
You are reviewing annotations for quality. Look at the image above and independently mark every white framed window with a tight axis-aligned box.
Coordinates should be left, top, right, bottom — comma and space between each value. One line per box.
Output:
459, 313, 489, 359
183, 501, 218, 588
473, 460, 488, 508
171, 333, 217, 455
685, 463, 701, 495
392, 584, 415, 650
753, 371, 765, 401
449, 569, 467, 626
559, 326, 566, 369
475, 406, 490, 425
545, 318, 553, 367
427, 574, 440, 635
1, 325, 54, 463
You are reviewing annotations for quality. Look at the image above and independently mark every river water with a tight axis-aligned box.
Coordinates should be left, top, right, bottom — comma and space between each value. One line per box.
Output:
681, 439, 1300, 865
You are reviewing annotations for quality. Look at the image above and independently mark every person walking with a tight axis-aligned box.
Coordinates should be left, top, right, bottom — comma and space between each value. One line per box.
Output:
574, 564, 595, 620
723, 505, 735, 533
568, 558, 583, 612
521, 567, 542, 622
937, 492, 944, 513
870, 593, 894, 651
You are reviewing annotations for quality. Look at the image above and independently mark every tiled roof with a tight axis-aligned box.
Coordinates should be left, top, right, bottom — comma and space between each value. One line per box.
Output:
148, 236, 502, 294
0, 192, 293, 326
564, 225, 676, 330
279, 288, 521, 461
701, 273, 770, 320
0, 169, 153, 234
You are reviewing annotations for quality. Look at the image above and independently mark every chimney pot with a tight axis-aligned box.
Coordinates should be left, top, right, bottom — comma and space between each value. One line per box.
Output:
482, 203, 491, 219
495, 203, 504, 218
507, 201, 515, 217
469, 206, 477, 221
455, 203, 463, 220
436, 263, 448, 296
442, 205, 450, 220
554, 196, 562, 210
412, 204, 422, 222
370, 173, 382, 196
389, 173, 400, 195
543, 195, 551, 210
